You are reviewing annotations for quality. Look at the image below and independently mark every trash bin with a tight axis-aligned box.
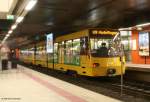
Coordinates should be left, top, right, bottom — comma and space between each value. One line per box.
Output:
11, 61, 17, 69
2, 59, 8, 70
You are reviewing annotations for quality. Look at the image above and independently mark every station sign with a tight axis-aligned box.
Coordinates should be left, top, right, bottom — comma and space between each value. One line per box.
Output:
46, 33, 53, 53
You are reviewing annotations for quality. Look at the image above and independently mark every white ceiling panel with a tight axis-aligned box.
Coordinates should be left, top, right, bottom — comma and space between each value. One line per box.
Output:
0, 0, 14, 12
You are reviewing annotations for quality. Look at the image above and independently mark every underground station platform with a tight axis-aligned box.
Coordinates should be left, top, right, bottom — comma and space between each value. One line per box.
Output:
0, 64, 122, 102
0, 62, 150, 102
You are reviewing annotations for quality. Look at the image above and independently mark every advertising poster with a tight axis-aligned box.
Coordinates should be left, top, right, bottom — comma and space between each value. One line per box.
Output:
46, 33, 53, 53
139, 32, 149, 56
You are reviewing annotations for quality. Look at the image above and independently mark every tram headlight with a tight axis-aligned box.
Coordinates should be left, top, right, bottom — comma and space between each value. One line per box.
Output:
107, 69, 116, 75
93, 63, 100, 68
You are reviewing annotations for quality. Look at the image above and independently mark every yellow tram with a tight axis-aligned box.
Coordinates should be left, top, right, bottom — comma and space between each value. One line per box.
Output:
19, 45, 35, 64
19, 28, 126, 77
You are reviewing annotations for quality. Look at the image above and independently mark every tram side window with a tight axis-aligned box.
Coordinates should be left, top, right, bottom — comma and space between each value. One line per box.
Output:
58, 42, 64, 64
54, 43, 58, 63
42, 46, 46, 55
28, 49, 30, 56
28, 48, 34, 56
48, 45, 53, 63
39, 47, 42, 55
36, 47, 41, 60
24, 49, 28, 59
40, 47, 43, 55
32, 47, 35, 55
72, 39, 80, 65
26, 49, 29, 55
64, 40, 73, 64
20, 49, 27, 59
80, 37, 88, 55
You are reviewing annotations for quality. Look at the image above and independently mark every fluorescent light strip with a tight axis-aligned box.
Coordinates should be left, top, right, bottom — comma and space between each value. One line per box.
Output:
119, 22, 150, 31
8, 30, 13, 34
25, 0, 37, 11
2, 0, 38, 44
16, 16, 24, 23
11, 24, 17, 30
4, 37, 7, 40
6, 34, 10, 37
119, 27, 132, 31
136, 23, 150, 27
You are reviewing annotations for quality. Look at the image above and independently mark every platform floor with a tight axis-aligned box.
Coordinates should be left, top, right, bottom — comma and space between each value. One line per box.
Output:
0, 65, 122, 102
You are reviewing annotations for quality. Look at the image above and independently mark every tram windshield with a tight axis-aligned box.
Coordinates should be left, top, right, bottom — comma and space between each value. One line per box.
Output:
90, 34, 123, 57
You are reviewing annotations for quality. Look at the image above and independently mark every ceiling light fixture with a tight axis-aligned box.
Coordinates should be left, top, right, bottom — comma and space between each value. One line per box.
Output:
25, 0, 37, 11
8, 30, 13, 34
5, 36, 7, 39
6, 34, 10, 37
118, 27, 132, 31
16, 16, 24, 23
4, 37, 7, 41
11, 24, 17, 30
137, 27, 142, 31
2, 0, 38, 45
136, 23, 150, 27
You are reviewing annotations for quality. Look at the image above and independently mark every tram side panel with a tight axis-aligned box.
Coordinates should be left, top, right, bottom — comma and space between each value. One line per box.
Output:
27, 47, 35, 65
19, 48, 30, 64
35, 42, 47, 68
19, 49, 26, 63
52, 37, 94, 76
19, 45, 35, 65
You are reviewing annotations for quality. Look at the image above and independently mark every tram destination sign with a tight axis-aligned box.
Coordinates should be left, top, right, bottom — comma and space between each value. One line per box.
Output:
89, 29, 118, 36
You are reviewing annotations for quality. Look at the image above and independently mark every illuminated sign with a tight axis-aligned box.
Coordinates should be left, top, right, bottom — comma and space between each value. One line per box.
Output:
7, 15, 14, 20
139, 32, 149, 56
132, 40, 137, 50
46, 33, 53, 53
91, 30, 117, 35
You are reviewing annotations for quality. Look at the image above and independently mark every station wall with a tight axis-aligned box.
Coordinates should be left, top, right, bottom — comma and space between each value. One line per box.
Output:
131, 30, 150, 64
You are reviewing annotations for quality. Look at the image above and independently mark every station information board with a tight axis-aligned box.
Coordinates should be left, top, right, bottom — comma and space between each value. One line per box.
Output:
46, 33, 53, 53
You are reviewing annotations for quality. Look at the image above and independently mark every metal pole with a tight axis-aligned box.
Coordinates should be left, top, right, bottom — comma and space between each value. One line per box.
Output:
53, 43, 54, 70
120, 56, 123, 96
0, 47, 1, 71
119, 31, 124, 96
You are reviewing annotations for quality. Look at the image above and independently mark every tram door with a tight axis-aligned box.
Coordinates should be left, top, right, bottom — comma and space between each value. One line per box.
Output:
58, 42, 64, 64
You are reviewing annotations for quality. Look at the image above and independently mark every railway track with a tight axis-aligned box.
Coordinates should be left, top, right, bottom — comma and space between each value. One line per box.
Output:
95, 76, 150, 98
82, 77, 150, 100
111, 82, 150, 99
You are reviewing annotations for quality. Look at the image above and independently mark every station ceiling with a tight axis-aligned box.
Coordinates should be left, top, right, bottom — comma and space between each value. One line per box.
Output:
0, 0, 17, 44
1, 0, 150, 48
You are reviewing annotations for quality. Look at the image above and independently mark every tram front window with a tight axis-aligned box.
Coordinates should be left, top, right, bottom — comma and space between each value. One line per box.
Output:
90, 35, 121, 57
